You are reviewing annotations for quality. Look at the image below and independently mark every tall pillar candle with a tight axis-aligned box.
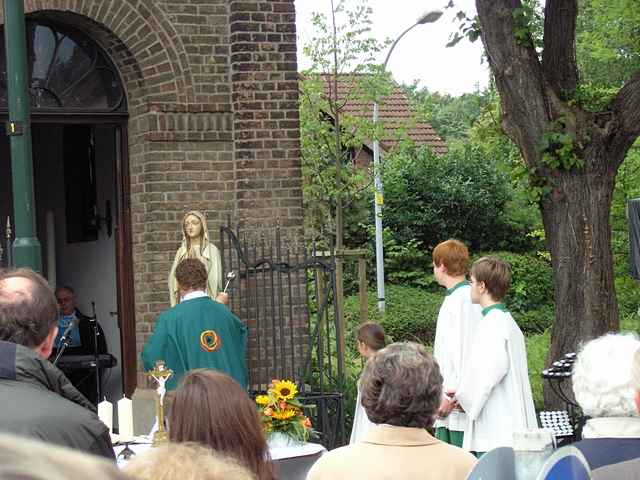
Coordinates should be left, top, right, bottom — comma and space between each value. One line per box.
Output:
117, 396, 134, 442
97, 398, 113, 434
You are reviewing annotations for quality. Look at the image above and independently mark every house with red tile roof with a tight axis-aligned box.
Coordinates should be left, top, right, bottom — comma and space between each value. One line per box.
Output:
316, 74, 446, 167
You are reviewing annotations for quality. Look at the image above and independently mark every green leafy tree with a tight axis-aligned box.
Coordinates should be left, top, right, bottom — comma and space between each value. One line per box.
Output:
383, 143, 526, 252
468, 0, 640, 407
405, 84, 491, 142
300, 0, 392, 246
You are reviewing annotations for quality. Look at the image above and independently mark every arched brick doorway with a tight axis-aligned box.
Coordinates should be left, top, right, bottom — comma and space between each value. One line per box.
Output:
0, 13, 138, 398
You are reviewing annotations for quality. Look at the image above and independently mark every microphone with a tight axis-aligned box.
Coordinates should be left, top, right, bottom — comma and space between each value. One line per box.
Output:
59, 315, 80, 343
53, 315, 80, 365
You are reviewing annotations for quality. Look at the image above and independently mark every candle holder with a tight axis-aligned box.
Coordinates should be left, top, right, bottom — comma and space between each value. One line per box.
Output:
146, 360, 173, 447
117, 442, 136, 461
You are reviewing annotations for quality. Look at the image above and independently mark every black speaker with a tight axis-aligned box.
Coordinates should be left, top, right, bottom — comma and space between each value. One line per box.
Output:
629, 199, 640, 280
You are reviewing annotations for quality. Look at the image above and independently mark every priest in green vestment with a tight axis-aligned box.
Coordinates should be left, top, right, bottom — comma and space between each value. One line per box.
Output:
142, 258, 247, 390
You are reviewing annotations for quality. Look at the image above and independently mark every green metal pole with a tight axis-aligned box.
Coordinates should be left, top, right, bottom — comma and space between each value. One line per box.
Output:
4, 0, 41, 271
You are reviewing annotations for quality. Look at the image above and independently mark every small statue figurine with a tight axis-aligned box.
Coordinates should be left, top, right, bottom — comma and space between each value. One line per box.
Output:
146, 360, 173, 446
168, 210, 224, 306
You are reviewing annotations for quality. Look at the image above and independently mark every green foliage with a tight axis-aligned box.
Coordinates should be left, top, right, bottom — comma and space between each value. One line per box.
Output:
300, 75, 373, 237
620, 311, 640, 334
404, 85, 491, 143
577, 0, 640, 90
525, 329, 550, 410
343, 284, 442, 346
406, 83, 543, 238
512, 2, 544, 49
616, 275, 640, 319
383, 143, 532, 253
300, 0, 394, 241
443, 1, 481, 48
482, 250, 553, 308
611, 141, 640, 278
539, 118, 585, 171
513, 306, 555, 336
368, 226, 433, 288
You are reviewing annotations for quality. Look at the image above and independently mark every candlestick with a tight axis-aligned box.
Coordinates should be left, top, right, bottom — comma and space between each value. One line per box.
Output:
117, 395, 134, 442
97, 397, 113, 434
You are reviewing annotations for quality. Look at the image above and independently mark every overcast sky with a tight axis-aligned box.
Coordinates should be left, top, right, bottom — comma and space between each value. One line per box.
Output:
295, 0, 490, 97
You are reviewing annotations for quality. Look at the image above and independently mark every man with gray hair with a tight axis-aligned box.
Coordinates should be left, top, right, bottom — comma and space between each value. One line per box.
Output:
306, 342, 476, 480
567, 333, 640, 478
0, 268, 114, 459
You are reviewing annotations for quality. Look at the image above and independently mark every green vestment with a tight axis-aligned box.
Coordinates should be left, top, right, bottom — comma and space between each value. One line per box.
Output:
142, 296, 248, 390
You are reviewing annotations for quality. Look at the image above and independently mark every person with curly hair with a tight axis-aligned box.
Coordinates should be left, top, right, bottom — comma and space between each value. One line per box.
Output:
142, 258, 247, 390
564, 333, 640, 478
306, 342, 476, 480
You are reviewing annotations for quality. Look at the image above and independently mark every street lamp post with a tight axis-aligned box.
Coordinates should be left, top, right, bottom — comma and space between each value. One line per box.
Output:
372, 10, 442, 313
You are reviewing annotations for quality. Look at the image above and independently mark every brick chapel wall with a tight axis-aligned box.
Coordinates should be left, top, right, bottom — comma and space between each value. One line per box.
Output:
3, 0, 305, 388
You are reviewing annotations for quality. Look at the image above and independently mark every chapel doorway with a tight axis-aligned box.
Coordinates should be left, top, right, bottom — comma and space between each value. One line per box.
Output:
0, 19, 136, 400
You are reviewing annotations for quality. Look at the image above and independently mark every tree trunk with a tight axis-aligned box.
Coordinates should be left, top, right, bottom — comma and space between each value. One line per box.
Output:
540, 151, 619, 406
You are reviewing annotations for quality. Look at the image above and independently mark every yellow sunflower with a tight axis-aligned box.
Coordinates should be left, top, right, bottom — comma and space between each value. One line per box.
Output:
273, 380, 298, 401
272, 408, 297, 421
255, 395, 270, 406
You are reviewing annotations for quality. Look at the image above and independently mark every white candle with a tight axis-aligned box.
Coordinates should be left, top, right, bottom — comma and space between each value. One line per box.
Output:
97, 398, 113, 433
117, 396, 134, 442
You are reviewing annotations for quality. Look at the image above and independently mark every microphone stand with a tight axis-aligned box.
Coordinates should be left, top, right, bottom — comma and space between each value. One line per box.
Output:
53, 329, 73, 365
90, 301, 102, 405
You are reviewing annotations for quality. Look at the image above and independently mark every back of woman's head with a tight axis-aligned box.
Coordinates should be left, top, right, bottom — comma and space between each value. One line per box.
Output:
125, 442, 255, 480
169, 369, 274, 480
357, 322, 386, 351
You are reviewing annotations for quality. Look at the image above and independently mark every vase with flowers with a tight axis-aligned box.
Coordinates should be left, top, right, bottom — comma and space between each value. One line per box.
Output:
256, 379, 315, 447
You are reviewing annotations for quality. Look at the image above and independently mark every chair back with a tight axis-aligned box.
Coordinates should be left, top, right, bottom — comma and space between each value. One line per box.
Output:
534, 446, 591, 480
465, 447, 516, 480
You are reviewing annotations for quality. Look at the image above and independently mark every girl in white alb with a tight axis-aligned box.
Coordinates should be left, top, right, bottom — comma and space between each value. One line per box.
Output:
350, 322, 386, 444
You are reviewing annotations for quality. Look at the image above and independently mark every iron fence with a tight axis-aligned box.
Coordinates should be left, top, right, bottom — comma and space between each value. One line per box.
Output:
219, 222, 345, 448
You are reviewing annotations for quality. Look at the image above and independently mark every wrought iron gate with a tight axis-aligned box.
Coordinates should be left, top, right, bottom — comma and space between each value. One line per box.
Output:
219, 223, 345, 448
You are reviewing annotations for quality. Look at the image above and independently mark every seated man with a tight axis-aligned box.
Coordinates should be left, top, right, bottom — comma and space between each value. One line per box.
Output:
306, 342, 476, 480
569, 333, 640, 478
54, 286, 107, 356
0, 268, 114, 459
54, 286, 108, 404
142, 258, 248, 390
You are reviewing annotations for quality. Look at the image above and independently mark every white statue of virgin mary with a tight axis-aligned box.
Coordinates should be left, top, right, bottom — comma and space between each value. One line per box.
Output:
168, 210, 223, 306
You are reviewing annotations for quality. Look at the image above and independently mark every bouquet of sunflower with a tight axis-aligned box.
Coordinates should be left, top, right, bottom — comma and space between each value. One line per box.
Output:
256, 379, 314, 443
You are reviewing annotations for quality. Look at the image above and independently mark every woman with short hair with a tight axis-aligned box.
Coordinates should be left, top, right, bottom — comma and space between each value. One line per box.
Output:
307, 342, 476, 480
566, 333, 640, 477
